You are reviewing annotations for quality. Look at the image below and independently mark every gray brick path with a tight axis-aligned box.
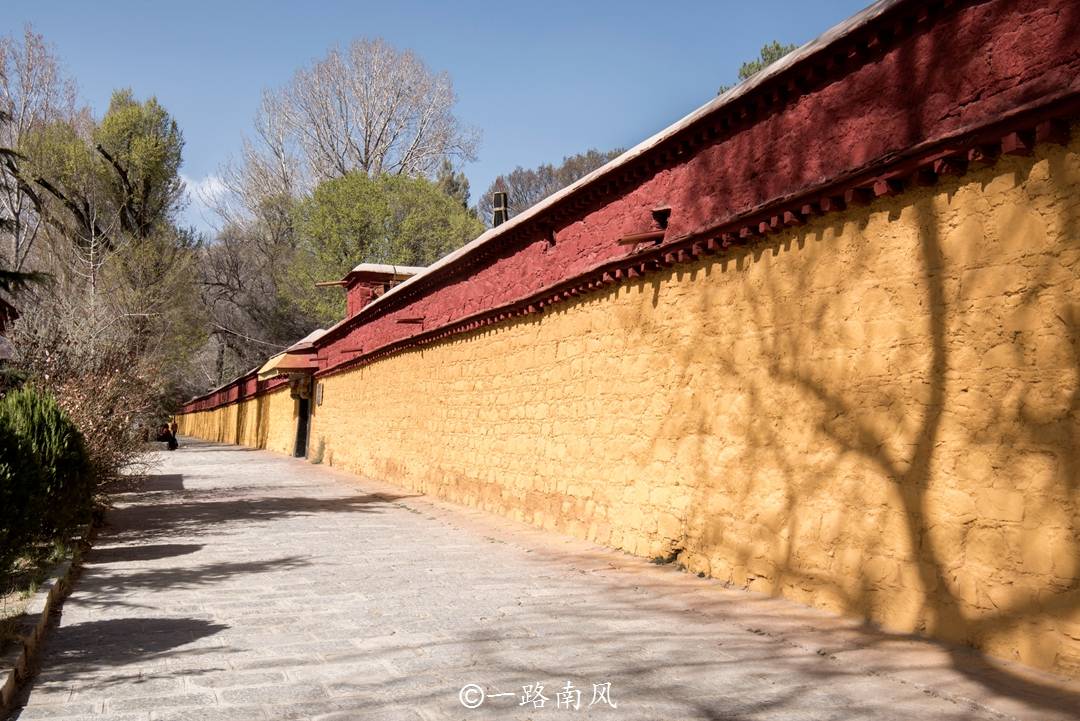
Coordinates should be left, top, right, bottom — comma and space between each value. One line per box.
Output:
7, 439, 1079, 720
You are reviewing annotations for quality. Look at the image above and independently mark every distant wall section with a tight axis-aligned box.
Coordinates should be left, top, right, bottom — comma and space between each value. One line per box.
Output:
176, 386, 295, 455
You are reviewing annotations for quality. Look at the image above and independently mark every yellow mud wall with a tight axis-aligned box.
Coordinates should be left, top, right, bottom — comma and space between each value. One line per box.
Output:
309, 134, 1080, 677
176, 387, 295, 455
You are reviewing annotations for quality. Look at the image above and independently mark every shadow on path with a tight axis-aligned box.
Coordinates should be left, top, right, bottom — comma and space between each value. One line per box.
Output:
86, 544, 204, 565
100, 472, 416, 544
4, 460, 421, 716
38, 617, 230, 673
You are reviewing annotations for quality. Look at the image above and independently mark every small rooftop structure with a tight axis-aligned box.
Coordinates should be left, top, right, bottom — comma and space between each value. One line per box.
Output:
257, 328, 326, 381
317, 263, 425, 318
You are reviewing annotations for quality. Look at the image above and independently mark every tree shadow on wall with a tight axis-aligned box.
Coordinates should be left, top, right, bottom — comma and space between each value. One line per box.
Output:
622, 134, 1080, 712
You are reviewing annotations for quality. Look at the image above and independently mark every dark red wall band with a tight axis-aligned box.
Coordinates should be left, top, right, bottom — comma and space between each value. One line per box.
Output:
183, 0, 1080, 413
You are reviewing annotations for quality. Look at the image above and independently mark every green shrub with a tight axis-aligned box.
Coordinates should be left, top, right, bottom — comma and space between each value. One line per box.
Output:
0, 419, 46, 575
0, 387, 92, 551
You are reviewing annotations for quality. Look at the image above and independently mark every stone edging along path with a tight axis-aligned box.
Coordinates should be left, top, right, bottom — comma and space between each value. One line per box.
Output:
0, 524, 92, 715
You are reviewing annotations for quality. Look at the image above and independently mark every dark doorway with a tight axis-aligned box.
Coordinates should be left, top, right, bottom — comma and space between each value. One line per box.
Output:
295, 397, 310, 457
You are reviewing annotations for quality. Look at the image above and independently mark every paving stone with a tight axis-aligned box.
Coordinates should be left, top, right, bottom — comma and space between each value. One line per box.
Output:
218, 685, 328, 705
4, 702, 98, 719
73, 678, 183, 701
226, 655, 319, 671
184, 671, 285, 688
7, 440, 1080, 721
149, 708, 268, 721
108, 693, 217, 712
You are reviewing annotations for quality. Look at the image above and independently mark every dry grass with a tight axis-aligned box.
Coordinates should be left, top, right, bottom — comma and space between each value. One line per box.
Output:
0, 540, 70, 648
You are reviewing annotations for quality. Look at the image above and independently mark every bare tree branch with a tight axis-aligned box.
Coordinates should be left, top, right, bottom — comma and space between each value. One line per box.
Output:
266, 37, 478, 184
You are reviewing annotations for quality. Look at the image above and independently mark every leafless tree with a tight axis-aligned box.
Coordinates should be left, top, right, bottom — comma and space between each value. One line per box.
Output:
0, 25, 77, 271
209, 94, 302, 229
197, 220, 302, 384
264, 37, 478, 184
477, 148, 623, 226
65, 199, 122, 316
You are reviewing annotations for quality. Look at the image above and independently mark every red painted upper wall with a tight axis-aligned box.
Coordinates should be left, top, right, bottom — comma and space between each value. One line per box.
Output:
184, 0, 1080, 413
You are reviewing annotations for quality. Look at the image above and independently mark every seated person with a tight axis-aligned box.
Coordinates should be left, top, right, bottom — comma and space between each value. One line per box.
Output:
156, 423, 179, 450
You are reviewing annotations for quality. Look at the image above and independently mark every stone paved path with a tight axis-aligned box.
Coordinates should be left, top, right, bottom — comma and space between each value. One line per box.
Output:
6, 439, 1080, 721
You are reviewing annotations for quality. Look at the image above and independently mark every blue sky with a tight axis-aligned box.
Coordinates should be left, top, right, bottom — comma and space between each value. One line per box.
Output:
8, 0, 870, 233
